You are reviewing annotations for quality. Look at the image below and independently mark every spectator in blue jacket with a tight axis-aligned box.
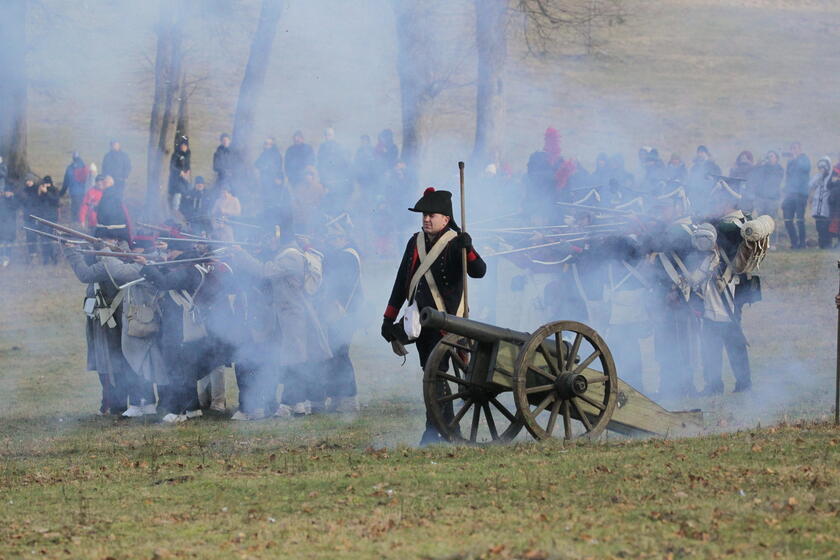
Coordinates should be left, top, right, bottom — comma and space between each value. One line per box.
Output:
61, 152, 89, 222
781, 142, 811, 249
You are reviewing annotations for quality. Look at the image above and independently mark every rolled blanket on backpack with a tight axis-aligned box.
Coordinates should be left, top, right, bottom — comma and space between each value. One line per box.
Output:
741, 215, 775, 242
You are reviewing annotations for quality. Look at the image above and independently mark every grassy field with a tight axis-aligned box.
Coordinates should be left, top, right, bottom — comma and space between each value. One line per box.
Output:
1, 246, 839, 559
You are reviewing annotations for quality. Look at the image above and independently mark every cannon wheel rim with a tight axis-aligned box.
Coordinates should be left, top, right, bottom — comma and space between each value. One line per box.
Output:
512, 321, 617, 441
423, 333, 523, 444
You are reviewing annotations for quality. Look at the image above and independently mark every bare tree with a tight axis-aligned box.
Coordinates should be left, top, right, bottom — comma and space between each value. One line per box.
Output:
472, 0, 508, 168
145, 0, 187, 218
471, 0, 626, 165
392, 1, 470, 175
174, 70, 190, 143
231, 0, 284, 176
515, 0, 626, 57
0, 0, 29, 182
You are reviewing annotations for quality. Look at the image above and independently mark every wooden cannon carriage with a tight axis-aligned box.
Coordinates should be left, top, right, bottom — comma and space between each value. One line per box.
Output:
421, 308, 703, 444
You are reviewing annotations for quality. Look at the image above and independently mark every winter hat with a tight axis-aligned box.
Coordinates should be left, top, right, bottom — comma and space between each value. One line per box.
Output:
41, 176, 54, 185
817, 156, 831, 171
409, 187, 453, 217
194, 176, 206, 185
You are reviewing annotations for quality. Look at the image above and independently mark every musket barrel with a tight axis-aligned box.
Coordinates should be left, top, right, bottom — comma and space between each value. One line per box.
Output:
419, 307, 530, 345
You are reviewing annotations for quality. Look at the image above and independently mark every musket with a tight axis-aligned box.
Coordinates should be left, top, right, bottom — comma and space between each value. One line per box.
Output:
555, 202, 637, 215
156, 237, 263, 248
23, 226, 86, 244
144, 256, 223, 267
475, 222, 631, 234
77, 250, 220, 267
485, 237, 587, 258
28, 215, 121, 250
78, 250, 145, 259
219, 218, 263, 230
545, 229, 624, 239
324, 212, 350, 228
709, 174, 747, 184
137, 222, 203, 239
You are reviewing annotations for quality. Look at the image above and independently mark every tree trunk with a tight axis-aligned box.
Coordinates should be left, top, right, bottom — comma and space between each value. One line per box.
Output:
392, 1, 434, 174
144, 0, 186, 219
472, 0, 507, 168
0, 0, 29, 182
175, 70, 189, 143
232, 0, 284, 175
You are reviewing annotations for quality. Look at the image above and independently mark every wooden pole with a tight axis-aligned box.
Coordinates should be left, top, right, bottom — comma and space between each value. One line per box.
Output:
836, 260, 840, 425
459, 161, 468, 318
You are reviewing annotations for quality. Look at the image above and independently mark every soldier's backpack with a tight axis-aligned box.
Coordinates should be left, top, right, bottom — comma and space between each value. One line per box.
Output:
124, 283, 161, 338
280, 247, 324, 296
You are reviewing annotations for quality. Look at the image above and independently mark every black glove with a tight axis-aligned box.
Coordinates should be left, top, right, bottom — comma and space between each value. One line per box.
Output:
456, 231, 473, 252
381, 317, 397, 342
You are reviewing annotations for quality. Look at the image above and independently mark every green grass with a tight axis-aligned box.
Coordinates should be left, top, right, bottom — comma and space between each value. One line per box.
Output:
1, 247, 839, 559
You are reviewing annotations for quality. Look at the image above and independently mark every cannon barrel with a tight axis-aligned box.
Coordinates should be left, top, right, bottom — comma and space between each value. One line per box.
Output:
420, 307, 531, 345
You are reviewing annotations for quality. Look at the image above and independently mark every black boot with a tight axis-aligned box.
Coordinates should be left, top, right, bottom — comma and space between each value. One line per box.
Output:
419, 428, 443, 447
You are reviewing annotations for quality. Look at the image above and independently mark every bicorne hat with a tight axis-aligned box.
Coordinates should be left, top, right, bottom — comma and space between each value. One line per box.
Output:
409, 187, 453, 217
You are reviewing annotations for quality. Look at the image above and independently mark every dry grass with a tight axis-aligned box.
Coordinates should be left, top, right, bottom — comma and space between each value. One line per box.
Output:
0, 245, 839, 559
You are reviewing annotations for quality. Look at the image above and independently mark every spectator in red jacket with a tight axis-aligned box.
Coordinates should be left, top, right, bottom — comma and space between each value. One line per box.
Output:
79, 174, 111, 229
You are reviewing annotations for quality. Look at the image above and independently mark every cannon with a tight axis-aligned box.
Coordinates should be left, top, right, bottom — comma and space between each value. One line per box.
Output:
420, 308, 703, 444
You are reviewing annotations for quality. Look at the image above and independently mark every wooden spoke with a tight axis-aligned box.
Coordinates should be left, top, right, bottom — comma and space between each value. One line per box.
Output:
554, 333, 565, 373
512, 321, 617, 442
573, 350, 601, 374
437, 391, 468, 404
532, 393, 555, 417
449, 350, 470, 372
483, 402, 499, 440
572, 398, 593, 431
545, 399, 561, 436
565, 333, 582, 371
448, 398, 473, 430
528, 364, 556, 382
437, 372, 469, 386
440, 339, 473, 353
525, 384, 554, 395
426, 333, 525, 443
538, 345, 559, 376
490, 398, 517, 423
563, 400, 572, 439
470, 405, 481, 442
577, 393, 607, 411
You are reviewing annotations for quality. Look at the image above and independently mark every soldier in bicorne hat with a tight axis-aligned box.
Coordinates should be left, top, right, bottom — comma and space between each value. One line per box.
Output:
381, 187, 487, 445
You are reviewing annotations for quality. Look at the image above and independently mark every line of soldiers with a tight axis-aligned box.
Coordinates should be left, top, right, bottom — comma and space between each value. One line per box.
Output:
471, 178, 772, 403
375, 179, 773, 444
58, 200, 363, 423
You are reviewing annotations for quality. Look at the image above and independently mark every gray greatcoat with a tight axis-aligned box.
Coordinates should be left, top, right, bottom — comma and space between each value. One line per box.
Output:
65, 249, 167, 384
233, 244, 332, 368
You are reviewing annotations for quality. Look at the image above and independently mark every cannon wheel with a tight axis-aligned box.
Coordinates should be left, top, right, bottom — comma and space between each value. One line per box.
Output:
423, 333, 523, 444
512, 321, 617, 441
